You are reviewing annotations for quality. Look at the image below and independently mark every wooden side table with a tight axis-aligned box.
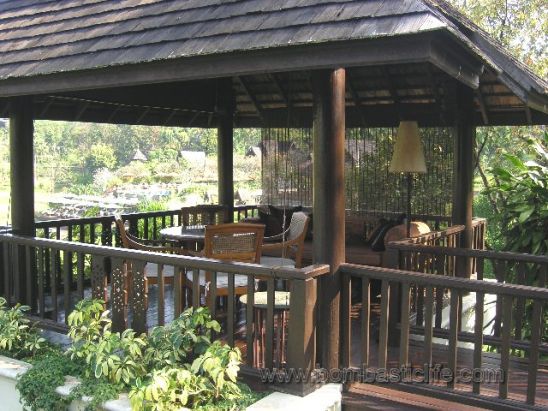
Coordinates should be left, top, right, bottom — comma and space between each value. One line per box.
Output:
240, 291, 290, 368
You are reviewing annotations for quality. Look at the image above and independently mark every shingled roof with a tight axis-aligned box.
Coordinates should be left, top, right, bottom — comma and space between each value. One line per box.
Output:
0, 0, 545, 127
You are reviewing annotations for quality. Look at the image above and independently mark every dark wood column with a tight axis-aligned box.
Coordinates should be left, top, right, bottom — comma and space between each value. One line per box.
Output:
9, 96, 35, 236
217, 79, 234, 218
312, 68, 346, 369
452, 83, 475, 277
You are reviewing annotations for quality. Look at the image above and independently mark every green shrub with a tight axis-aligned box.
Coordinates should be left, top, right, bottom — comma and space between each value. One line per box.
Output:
16, 299, 256, 410
0, 297, 47, 360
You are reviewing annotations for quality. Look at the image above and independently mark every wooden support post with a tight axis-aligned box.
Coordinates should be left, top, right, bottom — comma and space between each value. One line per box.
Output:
9, 97, 35, 236
452, 83, 475, 278
217, 79, 234, 221
311, 68, 346, 370
9, 97, 35, 304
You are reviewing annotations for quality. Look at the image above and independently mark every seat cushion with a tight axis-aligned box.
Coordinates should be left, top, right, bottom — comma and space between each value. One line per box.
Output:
260, 256, 296, 268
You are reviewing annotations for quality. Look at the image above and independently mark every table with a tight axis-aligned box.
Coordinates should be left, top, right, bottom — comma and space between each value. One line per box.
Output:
240, 291, 290, 368
160, 225, 205, 249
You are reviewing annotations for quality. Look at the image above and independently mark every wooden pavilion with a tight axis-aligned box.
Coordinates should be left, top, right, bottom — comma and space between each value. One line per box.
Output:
0, 0, 547, 408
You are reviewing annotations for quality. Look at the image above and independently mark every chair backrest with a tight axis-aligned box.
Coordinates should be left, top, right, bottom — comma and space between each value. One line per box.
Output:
115, 217, 180, 254
182, 205, 230, 227
203, 223, 265, 264
287, 211, 310, 242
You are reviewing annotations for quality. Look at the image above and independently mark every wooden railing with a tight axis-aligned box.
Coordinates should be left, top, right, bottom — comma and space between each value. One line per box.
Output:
0, 233, 327, 394
386, 217, 486, 277
35, 205, 261, 245
340, 263, 547, 408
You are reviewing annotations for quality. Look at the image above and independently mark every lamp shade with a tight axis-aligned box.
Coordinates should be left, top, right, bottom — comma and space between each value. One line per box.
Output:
389, 121, 426, 173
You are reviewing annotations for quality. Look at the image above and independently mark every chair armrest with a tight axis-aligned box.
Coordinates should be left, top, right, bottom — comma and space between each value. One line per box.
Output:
262, 237, 300, 251
263, 228, 290, 243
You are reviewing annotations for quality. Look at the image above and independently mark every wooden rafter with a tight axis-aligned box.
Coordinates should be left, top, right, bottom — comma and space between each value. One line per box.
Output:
237, 76, 264, 120
38, 98, 55, 117
74, 101, 90, 121
136, 107, 151, 124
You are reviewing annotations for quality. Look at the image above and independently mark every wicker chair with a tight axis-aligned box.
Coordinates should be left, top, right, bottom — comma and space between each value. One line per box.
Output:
261, 211, 310, 268
115, 217, 190, 289
185, 223, 265, 307
181, 205, 230, 227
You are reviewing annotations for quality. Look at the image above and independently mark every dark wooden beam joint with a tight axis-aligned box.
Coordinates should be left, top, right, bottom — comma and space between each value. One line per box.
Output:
452, 82, 475, 278
311, 68, 346, 370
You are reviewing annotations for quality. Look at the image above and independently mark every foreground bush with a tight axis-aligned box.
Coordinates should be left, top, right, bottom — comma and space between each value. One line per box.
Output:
3, 299, 262, 410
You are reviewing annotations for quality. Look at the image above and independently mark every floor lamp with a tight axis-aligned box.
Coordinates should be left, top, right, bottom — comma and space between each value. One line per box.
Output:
389, 121, 427, 237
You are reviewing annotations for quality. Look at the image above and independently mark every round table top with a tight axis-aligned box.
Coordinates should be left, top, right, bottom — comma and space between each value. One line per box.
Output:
160, 225, 205, 242
240, 291, 290, 309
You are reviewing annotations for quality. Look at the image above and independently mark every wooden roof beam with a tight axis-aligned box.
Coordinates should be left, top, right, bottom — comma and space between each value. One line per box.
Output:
475, 88, 489, 125
237, 76, 264, 120
347, 72, 367, 126
382, 67, 402, 119
270, 74, 289, 106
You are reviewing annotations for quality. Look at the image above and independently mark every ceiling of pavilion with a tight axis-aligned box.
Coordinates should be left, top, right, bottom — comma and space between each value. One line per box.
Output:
0, 0, 545, 127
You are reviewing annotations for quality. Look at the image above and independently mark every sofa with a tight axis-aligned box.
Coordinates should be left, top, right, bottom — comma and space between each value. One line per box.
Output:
244, 206, 431, 267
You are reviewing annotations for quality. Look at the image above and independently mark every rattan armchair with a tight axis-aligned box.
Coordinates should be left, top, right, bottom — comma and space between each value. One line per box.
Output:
185, 223, 265, 307
181, 204, 230, 226
261, 211, 310, 268
115, 217, 190, 288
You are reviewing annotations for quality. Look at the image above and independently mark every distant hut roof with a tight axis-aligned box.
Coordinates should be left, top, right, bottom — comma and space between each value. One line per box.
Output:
132, 149, 147, 162
0, 0, 545, 127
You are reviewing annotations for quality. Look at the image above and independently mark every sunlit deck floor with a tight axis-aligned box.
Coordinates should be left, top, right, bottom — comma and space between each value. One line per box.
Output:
47, 284, 547, 409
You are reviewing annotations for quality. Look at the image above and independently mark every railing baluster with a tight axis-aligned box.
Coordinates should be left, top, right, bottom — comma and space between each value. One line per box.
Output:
25, 245, 34, 309
341, 272, 351, 368
499, 294, 512, 399
174, 265, 182, 317
514, 262, 526, 341
63, 250, 71, 323
77, 252, 85, 300
91, 255, 107, 301
227, 272, 235, 348
265, 277, 275, 369
399, 282, 411, 367
130, 260, 147, 334
90, 223, 96, 244
38, 247, 45, 318
378, 280, 390, 369
423, 286, 434, 367
526, 298, 543, 405
361, 277, 370, 368
111, 258, 127, 332
143, 218, 149, 240
209, 271, 217, 319
13, 245, 20, 303
473, 289, 484, 394
3, 243, 11, 304
192, 269, 200, 308
246, 275, 255, 367
493, 260, 505, 337
157, 264, 165, 326
51, 248, 58, 321
447, 288, 459, 389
